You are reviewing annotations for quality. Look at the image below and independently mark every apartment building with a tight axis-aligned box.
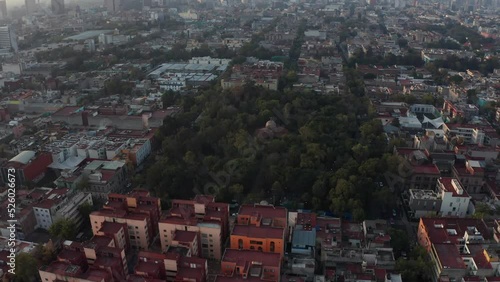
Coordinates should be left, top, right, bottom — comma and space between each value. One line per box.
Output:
134, 250, 207, 282
84, 160, 128, 200
230, 204, 287, 259
107, 189, 161, 235
408, 177, 473, 218
408, 189, 442, 218
417, 218, 496, 282
394, 148, 441, 190
215, 249, 281, 282
159, 195, 229, 260
40, 237, 128, 282
443, 123, 488, 146
32, 187, 93, 230
452, 158, 485, 194
90, 208, 152, 251
436, 177, 472, 217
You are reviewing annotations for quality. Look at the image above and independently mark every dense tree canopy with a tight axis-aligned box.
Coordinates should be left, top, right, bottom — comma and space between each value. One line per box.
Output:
149, 80, 397, 220
49, 218, 77, 240
13, 253, 39, 282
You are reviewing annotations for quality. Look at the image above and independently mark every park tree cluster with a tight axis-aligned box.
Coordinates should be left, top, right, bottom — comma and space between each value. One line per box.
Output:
148, 80, 399, 221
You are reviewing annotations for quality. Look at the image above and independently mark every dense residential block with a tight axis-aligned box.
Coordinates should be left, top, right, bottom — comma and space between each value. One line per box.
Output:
159, 195, 229, 260
89, 190, 161, 251
216, 249, 281, 282
418, 217, 497, 282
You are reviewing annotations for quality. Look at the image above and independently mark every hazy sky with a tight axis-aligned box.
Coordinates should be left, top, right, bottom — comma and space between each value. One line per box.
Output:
6, 0, 49, 9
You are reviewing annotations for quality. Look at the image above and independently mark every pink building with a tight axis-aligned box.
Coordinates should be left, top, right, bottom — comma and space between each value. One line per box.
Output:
159, 195, 229, 260
90, 209, 151, 251
39, 237, 128, 282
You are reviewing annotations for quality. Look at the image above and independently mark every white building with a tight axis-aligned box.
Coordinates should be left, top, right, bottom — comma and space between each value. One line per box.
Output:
188, 56, 231, 66
437, 177, 472, 218
443, 124, 486, 145
0, 25, 18, 53
33, 188, 93, 230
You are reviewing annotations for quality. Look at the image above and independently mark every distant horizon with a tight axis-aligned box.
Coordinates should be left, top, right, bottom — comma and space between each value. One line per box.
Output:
5, 0, 97, 10
5, 0, 47, 9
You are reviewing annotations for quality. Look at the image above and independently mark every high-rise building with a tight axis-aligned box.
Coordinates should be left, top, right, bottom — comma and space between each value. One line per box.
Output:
25, 0, 37, 14
0, 1, 7, 19
0, 25, 18, 53
104, 0, 121, 12
121, 0, 144, 10
51, 0, 65, 14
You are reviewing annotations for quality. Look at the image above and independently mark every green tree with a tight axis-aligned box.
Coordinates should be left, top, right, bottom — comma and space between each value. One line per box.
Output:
229, 184, 245, 201
76, 176, 89, 191
78, 202, 95, 226
449, 75, 463, 85
388, 228, 410, 255
396, 246, 433, 282
473, 203, 494, 218
13, 253, 39, 282
49, 218, 77, 240
33, 245, 56, 266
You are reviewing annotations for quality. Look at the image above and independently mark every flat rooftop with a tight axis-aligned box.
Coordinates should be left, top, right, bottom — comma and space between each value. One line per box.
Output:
232, 225, 284, 239
65, 30, 113, 41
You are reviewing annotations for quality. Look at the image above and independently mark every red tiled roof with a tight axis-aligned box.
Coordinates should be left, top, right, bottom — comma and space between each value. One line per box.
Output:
127, 275, 164, 282
215, 276, 264, 282
138, 251, 167, 261
223, 249, 280, 268
134, 260, 161, 275
34, 199, 57, 209
238, 204, 287, 219
438, 177, 470, 198
463, 276, 481, 281
297, 212, 317, 227
232, 225, 284, 239
91, 209, 127, 218
434, 243, 466, 269
86, 235, 114, 248
194, 194, 215, 204
374, 269, 387, 281
99, 221, 126, 234
412, 164, 440, 175
100, 170, 117, 182
82, 268, 112, 282
471, 249, 492, 269
52, 106, 82, 117
421, 218, 492, 244
173, 230, 197, 242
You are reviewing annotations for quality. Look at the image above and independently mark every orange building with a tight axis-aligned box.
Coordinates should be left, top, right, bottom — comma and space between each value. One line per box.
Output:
230, 204, 287, 258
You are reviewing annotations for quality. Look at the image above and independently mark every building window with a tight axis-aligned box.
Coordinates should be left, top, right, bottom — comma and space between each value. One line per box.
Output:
270, 241, 275, 252
238, 239, 243, 249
